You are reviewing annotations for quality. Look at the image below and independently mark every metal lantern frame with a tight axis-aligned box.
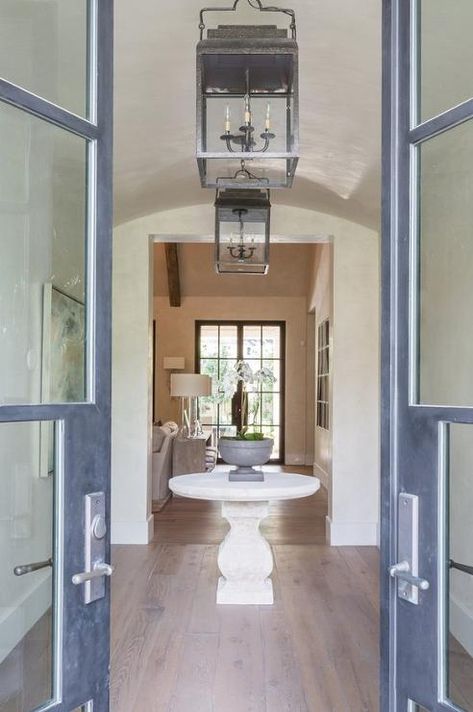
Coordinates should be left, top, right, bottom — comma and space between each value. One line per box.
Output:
196, 0, 299, 189
214, 188, 271, 274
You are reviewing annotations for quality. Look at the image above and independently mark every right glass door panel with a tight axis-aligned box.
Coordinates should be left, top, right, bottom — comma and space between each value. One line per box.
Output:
416, 0, 473, 123
417, 120, 473, 406
445, 424, 473, 712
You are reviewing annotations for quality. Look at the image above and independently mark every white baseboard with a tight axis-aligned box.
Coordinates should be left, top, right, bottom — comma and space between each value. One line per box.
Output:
0, 573, 51, 664
111, 513, 154, 545
313, 462, 329, 489
284, 453, 307, 467
326, 516, 379, 546
450, 594, 473, 657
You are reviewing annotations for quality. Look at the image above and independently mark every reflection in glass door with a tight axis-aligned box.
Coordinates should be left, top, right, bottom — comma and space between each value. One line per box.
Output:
196, 321, 285, 461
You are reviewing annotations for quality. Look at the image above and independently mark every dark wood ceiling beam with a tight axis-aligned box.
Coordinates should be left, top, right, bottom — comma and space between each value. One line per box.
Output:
164, 243, 181, 307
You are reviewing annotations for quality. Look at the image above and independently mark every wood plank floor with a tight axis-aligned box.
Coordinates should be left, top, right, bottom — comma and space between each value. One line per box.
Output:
111, 468, 381, 711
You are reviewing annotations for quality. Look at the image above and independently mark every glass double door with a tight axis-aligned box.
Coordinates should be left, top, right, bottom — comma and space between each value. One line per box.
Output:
0, 1, 113, 710
196, 321, 285, 461
384, 1, 473, 710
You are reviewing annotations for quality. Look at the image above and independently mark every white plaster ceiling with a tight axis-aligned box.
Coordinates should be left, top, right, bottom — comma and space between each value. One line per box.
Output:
114, 1, 381, 228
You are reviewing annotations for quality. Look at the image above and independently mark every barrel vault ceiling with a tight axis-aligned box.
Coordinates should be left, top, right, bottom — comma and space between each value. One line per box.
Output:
114, 0, 381, 229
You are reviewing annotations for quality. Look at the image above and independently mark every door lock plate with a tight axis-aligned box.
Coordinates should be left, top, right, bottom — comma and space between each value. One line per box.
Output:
84, 492, 107, 604
396, 493, 421, 604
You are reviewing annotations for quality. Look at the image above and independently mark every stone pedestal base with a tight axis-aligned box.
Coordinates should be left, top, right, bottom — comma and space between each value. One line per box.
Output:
217, 501, 273, 605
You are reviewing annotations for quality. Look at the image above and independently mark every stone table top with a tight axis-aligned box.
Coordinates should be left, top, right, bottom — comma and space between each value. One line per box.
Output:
169, 471, 320, 502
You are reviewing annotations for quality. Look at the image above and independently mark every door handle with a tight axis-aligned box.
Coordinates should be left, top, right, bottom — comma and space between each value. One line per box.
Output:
389, 560, 430, 591
14, 558, 53, 576
449, 559, 473, 576
72, 562, 114, 586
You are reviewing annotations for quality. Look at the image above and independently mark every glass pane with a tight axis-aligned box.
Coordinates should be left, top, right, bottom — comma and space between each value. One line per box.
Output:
219, 396, 233, 426
0, 421, 56, 711
200, 358, 219, 382
217, 358, 237, 382
262, 360, 280, 391
0, 0, 89, 117
407, 703, 431, 712
198, 396, 215, 428
243, 325, 261, 359
417, 121, 473, 406
243, 359, 262, 393
200, 325, 219, 358
262, 425, 280, 460
262, 393, 280, 426
0, 102, 88, 406
247, 392, 261, 429
218, 425, 236, 439
262, 325, 281, 358
219, 325, 237, 358
204, 94, 292, 154
446, 424, 473, 712
417, 0, 473, 123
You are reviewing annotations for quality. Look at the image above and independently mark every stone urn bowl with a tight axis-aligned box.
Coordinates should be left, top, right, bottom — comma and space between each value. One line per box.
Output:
218, 437, 274, 482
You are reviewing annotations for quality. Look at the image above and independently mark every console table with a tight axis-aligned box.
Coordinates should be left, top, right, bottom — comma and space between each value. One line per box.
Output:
172, 434, 210, 476
169, 471, 320, 605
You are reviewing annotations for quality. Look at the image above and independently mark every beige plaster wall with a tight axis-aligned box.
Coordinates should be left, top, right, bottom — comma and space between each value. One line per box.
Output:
154, 243, 313, 298
154, 295, 309, 466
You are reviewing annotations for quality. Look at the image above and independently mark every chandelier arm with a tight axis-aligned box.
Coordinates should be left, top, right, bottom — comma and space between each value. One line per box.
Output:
199, 0, 296, 40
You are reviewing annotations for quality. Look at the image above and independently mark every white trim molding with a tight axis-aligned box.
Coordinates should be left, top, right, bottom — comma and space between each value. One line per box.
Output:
111, 513, 154, 545
326, 516, 379, 546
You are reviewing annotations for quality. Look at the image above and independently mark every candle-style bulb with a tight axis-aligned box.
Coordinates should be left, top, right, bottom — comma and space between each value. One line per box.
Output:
225, 105, 231, 133
265, 102, 271, 131
244, 94, 251, 126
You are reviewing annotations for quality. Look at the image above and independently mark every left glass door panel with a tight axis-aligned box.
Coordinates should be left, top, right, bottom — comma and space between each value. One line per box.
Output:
0, 100, 88, 406
0, 420, 59, 712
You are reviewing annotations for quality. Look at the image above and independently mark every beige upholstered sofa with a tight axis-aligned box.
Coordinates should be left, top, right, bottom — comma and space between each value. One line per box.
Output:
152, 422, 179, 504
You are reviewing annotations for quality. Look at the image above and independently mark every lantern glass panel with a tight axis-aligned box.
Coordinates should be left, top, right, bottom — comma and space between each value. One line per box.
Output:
216, 220, 268, 274
205, 93, 292, 154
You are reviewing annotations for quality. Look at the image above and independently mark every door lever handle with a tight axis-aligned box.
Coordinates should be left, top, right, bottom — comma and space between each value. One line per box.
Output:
389, 560, 430, 591
72, 562, 114, 586
449, 559, 473, 576
14, 558, 53, 576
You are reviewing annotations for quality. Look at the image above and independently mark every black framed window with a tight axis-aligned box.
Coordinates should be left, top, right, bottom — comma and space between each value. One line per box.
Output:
196, 321, 285, 462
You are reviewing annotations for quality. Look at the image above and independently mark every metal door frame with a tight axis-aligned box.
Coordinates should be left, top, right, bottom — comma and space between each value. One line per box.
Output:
382, 1, 473, 710
0, 0, 113, 709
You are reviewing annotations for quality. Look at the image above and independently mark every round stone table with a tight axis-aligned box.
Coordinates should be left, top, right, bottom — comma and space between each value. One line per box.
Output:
169, 471, 320, 605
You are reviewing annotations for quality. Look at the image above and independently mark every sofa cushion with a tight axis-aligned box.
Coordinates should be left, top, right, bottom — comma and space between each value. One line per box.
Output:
152, 422, 179, 452
152, 426, 166, 452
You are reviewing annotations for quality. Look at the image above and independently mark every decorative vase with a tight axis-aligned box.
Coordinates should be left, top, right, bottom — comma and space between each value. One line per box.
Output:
218, 437, 274, 482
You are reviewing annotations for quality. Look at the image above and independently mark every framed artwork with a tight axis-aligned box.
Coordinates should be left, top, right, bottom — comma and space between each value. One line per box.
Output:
316, 318, 330, 430
39, 283, 85, 476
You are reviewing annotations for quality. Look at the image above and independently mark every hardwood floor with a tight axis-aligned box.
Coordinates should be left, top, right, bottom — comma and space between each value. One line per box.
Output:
111, 468, 381, 711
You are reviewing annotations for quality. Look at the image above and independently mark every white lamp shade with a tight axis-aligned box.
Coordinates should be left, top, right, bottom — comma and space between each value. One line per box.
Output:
170, 373, 212, 397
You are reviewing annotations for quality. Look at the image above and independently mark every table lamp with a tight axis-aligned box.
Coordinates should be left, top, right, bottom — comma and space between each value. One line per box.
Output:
170, 373, 212, 438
